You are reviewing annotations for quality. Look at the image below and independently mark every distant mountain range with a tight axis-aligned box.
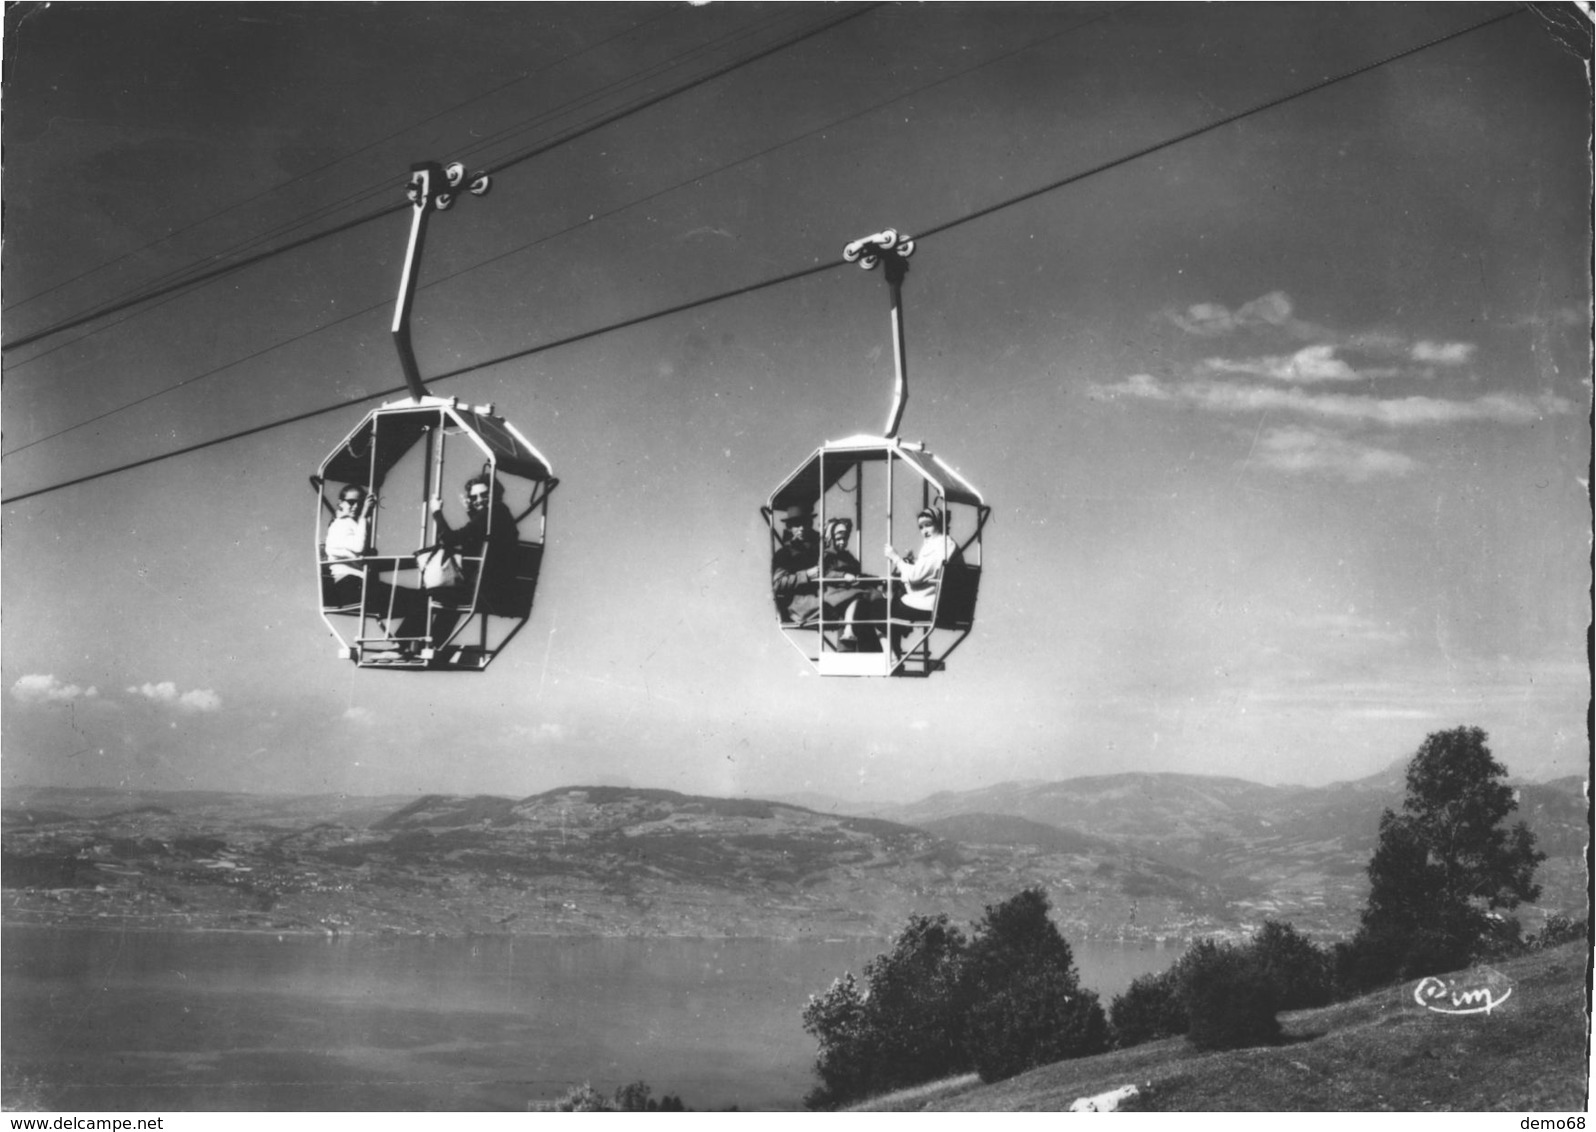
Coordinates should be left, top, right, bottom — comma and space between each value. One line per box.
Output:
2, 770, 1585, 945
872, 766, 1588, 868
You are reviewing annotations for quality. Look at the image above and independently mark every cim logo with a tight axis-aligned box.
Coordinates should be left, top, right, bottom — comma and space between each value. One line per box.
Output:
1412, 967, 1514, 1015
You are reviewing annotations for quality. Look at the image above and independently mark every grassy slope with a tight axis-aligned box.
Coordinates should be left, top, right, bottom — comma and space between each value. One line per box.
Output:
855, 942, 1590, 1112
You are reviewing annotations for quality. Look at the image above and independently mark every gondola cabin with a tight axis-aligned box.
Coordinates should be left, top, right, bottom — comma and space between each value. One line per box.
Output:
764, 433, 988, 677
314, 394, 554, 670
312, 158, 555, 670
762, 227, 990, 677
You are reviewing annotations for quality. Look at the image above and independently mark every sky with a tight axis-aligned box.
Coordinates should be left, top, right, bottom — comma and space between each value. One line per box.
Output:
3, 3, 1590, 806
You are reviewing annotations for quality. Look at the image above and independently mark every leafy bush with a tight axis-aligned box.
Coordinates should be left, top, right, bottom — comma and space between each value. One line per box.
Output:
552, 1083, 613, 1111
1333, 910, 1480, 996
545, 1080, 687, 1112
967, 969, 1108, 1082
960, 887, 1107, 1082
1111, 921, 1328, 1049
802, 889, 1106, 1106
1475, 913, 1529, 960
1109, 968, 1187, 1047
802, 914, 970, 1108
1177, 940, 1280, 1052
613, 1080, 652, 1111
1249, 919, 1331, 1010
1533, 914, 1590, 949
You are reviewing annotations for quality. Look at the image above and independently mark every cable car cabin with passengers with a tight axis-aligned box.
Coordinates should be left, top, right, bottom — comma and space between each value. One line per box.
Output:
314, 395, 554, 670
311, 158, 555, 671
764, 433, 988, 678
762, 227, 990, 677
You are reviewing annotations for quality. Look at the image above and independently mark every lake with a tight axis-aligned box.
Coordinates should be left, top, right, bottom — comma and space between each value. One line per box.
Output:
1, 926, 1180, 1111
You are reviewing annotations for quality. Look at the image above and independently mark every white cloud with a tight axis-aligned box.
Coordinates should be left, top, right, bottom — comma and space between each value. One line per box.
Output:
1205, 344, 1444, 385
1347, 707, 1438, 721
180, 689, 221, 712
1170, 295, 1484, 378
1254, 426, 1419, 481
1412, 340, 1476, 365
510, 721, 568, 743
342, 706, 374, 726
1281, 610, 1410, 646
128, 681, 178, 704
11, 674, 98, 704
126, 681, 222, 713
1506, 308, 1585, 330
1169, 291, 1296, 337
1091, 373, 1171, 403
1095, 375, 1572, 427
1205, 344, 1362, 383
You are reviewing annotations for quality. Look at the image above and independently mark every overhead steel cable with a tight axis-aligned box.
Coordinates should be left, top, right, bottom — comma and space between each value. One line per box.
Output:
2, 7, 680, 316
4, 6, 1126, 456
3, 2, 882, 355
9, 3, 811, 352
3, 203, 404, 353
1, 4, 1523, 508
0, 259, 841, 508
914, 3, 1525, 245
4, 4, 808, 371
448, 6, 833, 176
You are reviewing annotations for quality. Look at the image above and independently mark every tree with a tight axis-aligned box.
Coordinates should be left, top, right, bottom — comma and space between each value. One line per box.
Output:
967, 969, 1108, 1082
1345, 726, 1545, 988
801, 914, 969, 1108
802, 890, 1108, 1106
552, 1083, 613, 1111
1109, 968, 1187, 1048
1177, 940, 1280, 1051
613, 1081, 653, 1112
1248, 919, 1331, 1010
961, 888, 1108, 1081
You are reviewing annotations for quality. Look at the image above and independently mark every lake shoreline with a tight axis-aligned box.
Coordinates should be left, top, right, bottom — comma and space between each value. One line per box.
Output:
3, 924, 1184, 1111
0, 906, 1204, 951
0, 909, 895, 944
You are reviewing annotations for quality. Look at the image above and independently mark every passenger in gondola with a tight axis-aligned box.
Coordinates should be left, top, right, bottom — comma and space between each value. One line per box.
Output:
325, 485, 380, 609
324, 484, 423, 650
822, 517, 883, 652
771, 502, 823, 625
425, 473, 521, 633
884, 507, 955, 652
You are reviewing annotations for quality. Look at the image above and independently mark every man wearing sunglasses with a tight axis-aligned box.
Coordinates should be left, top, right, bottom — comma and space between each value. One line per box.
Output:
425, 473, 522, 636
429, 474, 513, 568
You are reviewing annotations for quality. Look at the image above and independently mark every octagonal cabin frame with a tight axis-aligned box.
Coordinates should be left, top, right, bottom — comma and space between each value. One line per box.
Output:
764, 433, 988, 677
314, 394, 555, 670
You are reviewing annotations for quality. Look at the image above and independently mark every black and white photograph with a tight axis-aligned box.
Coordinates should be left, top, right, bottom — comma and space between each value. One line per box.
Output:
2, 2, 1590, 1116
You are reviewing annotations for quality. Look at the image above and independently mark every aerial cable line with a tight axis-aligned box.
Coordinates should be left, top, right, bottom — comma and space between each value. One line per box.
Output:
0, 259, 840, 508
472, 5, 881, 184
916, 3, 1525, 243
5, 7, 1125, 454
449, 6, 829, 172
4, 4, 796, 370
3, 3, 881, 355
12, 3, 802, 344
1, 4, 1518, 507
3, 204, 404, 353
4, 5, 809, 361
208, 4, 873, 255
2, 6, 680, 315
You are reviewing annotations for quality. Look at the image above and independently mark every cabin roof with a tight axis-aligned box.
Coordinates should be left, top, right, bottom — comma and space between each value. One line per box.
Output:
768, 435, 984, 512
320, 397, 553, 485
